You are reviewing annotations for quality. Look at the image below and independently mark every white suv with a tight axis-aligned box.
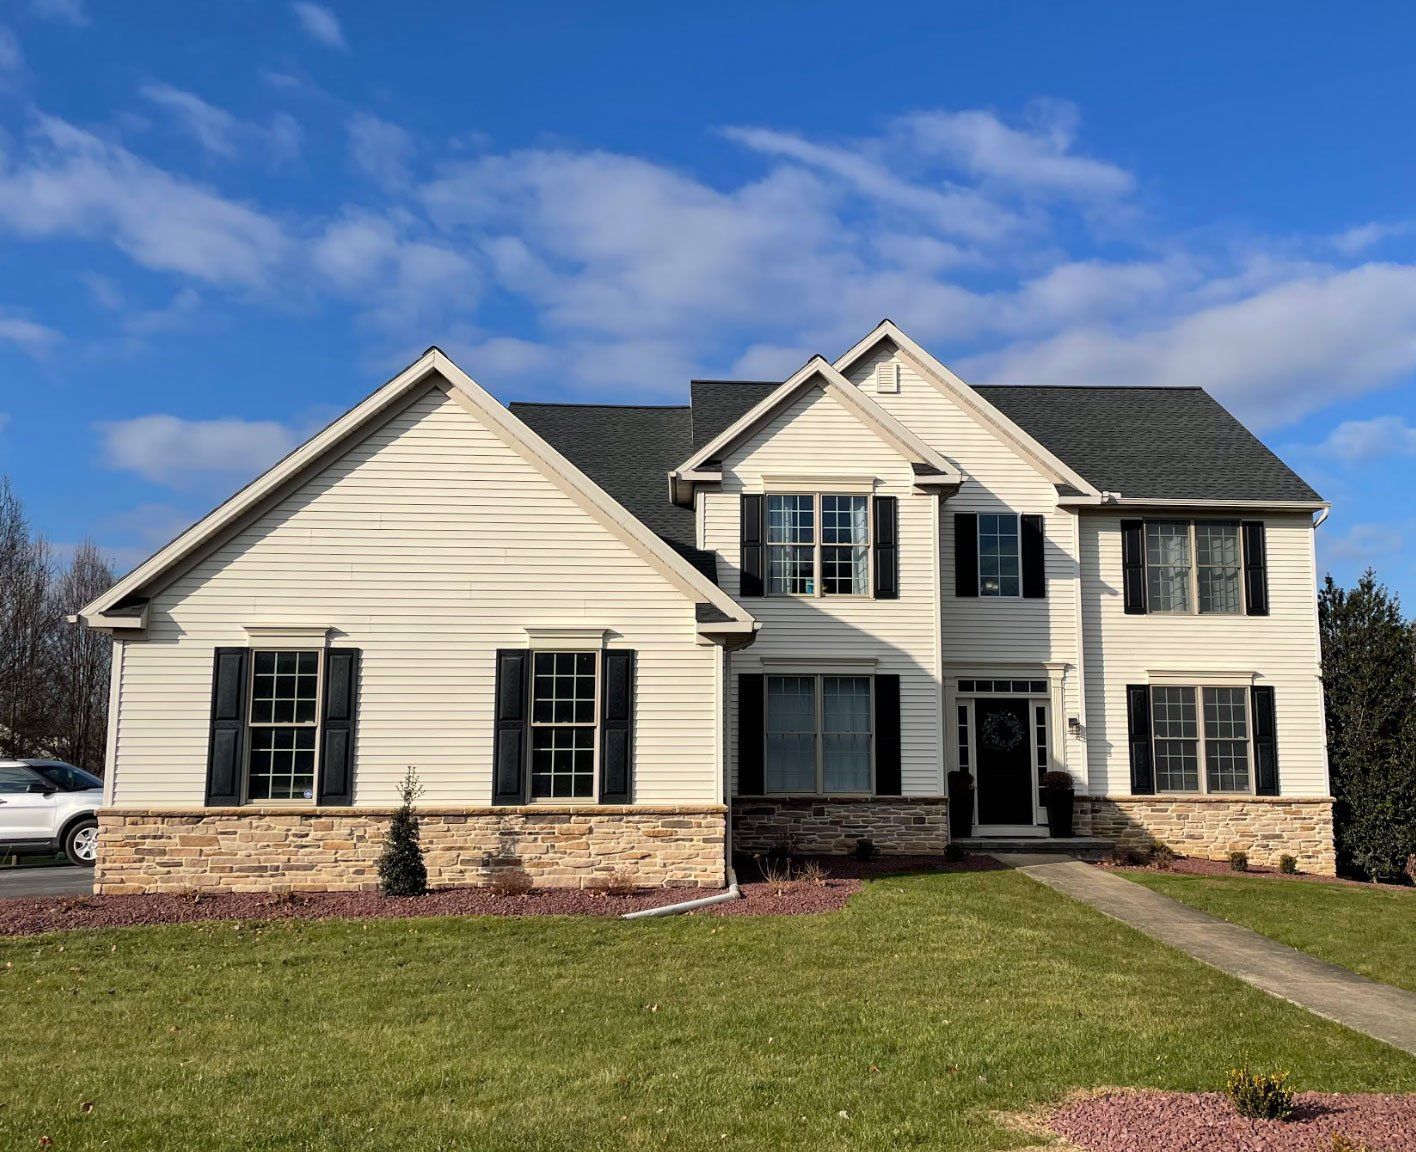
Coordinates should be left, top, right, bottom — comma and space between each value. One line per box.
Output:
0, 760, 104, 867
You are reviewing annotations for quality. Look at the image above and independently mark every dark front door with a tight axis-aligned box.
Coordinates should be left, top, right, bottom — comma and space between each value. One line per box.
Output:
974, 698, 1035, 826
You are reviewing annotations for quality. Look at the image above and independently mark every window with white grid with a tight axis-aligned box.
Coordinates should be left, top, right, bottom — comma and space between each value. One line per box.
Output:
821, 496, 869, 595
247, 650, 320, 801
1146, 521, 1192, 612
767, 495, 815, 595
530, 652, 597, 799
1196, 523, 1242, 614
1203, 687, 1251, 792
978, 513, 1020, 597
1151, 685, 1199, 792
766, 674, 873, 794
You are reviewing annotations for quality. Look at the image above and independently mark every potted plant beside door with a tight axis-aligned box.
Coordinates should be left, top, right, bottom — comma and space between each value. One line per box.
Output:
947, 770, 975, 839
1040, 771, 1075, 838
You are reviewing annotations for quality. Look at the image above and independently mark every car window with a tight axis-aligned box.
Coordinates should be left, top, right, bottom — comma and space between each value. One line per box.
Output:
28, 763, 103, 792
0, 765, 45, 794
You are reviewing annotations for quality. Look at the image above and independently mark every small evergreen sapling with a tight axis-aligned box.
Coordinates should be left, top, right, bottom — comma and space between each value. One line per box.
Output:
378, 767, 428, 898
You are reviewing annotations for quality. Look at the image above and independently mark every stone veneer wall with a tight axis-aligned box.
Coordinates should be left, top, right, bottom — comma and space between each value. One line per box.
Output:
94, 806, 727, 894
731, 796, 950, 855
1075, 796, 1336, 874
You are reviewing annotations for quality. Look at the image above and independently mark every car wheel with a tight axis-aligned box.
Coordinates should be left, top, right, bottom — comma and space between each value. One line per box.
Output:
63, 818, 99, 868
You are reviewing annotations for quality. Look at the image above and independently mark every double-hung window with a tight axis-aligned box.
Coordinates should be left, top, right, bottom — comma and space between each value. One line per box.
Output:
1149, 685, 1251, 793
765, 674, 873, 794
1144, 521, 1242, 614
247, 650, 321, 801
529, 651, 598, 799
978, 513, 1021, 597
766, 494, 869, 596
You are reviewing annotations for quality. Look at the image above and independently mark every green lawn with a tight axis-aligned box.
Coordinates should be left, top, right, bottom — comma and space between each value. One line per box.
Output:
1123, 870, 1416, 992
2, 870, 1412, 1152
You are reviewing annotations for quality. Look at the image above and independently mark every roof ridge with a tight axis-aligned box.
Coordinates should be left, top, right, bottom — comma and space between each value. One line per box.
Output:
510, 401, 690, 411
977, 384, 1208, 392
690, 378, 778, 386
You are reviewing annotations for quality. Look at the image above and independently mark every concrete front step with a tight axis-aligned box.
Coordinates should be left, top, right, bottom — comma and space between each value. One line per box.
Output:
957, 836, 1115, 860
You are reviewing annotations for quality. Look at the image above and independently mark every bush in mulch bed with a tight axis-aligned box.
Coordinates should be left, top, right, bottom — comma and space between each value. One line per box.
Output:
0, 854, 1000, 938
1047, 1090, 1416, 1152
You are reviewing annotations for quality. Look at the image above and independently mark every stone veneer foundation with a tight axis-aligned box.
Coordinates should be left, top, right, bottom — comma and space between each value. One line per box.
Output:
731, 796, 950, 855
1075, 795, 1336, 875
94, 806, 727, 894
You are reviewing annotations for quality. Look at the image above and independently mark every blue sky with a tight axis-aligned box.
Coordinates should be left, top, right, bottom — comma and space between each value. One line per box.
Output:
1, 1, 1415, 600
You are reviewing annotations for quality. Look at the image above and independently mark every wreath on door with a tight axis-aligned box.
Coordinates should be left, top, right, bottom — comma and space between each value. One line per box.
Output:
980, 709, 1025, 752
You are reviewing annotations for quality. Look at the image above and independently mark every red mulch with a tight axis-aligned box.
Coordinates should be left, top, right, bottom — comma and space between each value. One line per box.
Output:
0, 854, 999, 937
1049, 1090, 1416, 1152
1094, 856, 1413, 890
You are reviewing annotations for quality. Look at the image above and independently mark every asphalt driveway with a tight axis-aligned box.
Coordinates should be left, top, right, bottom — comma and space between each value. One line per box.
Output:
0, 863, 94, 898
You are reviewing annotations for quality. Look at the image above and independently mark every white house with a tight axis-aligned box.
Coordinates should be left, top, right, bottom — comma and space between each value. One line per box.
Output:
79, 321, 1335, 892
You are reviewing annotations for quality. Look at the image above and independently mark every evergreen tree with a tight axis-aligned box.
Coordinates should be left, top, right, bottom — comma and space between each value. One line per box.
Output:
378, 767, 428, 897
1318, 571, 1416, 880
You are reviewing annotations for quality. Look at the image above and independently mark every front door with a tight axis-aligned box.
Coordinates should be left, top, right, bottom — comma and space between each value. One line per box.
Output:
973, 698, 1036, 828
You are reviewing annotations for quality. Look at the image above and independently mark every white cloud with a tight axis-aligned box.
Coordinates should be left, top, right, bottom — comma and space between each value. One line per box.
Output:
1316, 416, 1416, 462
141, 83, 238, 157
1331, 221, 1411, 255
99, 415, 301, 485
292, 3, 345, 49
1323, 522, 1406, 564
462, 336, 554, 379
900, 102, 1134, 199
962, 264, 1416, 427
346, 113, 413, 186
267, 112, 303, 166
31, 0, 88, 26
0, 24, 23, 73
0, 313, 62, 352
0, 114, 289, 287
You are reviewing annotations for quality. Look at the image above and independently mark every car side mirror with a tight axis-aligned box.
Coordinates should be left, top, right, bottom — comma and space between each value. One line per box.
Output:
28, 785, 56, 796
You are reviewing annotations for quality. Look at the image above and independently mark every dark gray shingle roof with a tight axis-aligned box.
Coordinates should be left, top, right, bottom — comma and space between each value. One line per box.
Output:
973, 386, 1322, 502
509, 402, 717, 581
689, 380, 776, 451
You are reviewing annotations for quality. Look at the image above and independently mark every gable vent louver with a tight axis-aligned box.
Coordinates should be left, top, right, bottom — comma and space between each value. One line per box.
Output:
875, 361, 900, 393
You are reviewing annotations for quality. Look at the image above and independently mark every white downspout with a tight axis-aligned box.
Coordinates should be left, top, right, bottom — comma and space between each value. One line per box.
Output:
623, 641, 744, 919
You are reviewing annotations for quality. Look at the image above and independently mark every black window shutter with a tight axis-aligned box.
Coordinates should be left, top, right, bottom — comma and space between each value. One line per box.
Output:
1251, 685, 1279, 795
599, 650, 635, 804
1121, 519, 1147, 614
205, 647, 248, 806
873, 496, 899, 599
954, 512, 978, 597
874, 674, 902, 796
492, 649, 530, 805
740, 495, 765, 597
1125, 684, 1155, 795
1242, 521, 1269, 616
317, 649, 360, 805
737, 674, 764, 795
1021, 514, 1046, 599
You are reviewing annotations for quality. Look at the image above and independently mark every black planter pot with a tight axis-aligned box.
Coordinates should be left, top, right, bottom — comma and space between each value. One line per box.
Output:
1043, 790, 1075, 838
947, 771, 975, 839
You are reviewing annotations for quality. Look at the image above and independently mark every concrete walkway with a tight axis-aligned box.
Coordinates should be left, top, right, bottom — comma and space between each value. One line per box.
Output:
997, 855, 1416, 1058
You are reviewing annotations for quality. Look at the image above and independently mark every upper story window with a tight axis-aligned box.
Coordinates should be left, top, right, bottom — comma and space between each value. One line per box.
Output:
1144, 520, 1242, 614
247, 650, 321, 801
978, 513, 1021, 597
766, 494, 869, 596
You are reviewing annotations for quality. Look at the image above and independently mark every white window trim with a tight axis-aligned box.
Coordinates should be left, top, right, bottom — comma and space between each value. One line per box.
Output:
765, 492, 874, 599
1143, 518, 1245, 617
953, 690, 1053, 828
763, 673, 876, 797
1149, 683, 1256, 796
527, 649, 602, 804
523, 627, 609, 651
976, 511, 1023, 599
243, 624, 332, 648
243, 647, 324, 807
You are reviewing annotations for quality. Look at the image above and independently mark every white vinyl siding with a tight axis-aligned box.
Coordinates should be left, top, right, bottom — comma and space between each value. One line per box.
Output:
109, 383, 720, 808
1080, 511, 1327, 797
709, 383, 942, 796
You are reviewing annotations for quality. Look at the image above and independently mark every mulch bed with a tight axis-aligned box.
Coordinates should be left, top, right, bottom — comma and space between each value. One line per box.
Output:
1048, 1090, 1416, 1151
0, 854, 999, 937
1094, 855, 1413, 890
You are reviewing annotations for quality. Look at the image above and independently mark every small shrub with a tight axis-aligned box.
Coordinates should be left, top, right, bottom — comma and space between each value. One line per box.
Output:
1278, 854, 1298, 875
853, 838, 879, 862
1405, 854, 1416, 885
489, 870, 533, 897
759, 855, 792, 890
605, 871, 637, 895
795, 859, 829, 886
377, 767, 428, 898
1331, 1133, 1374, 1152
1225, 1062, 1294, 1121
1103, 847, 1148, 868
1040, 770, 1075, 793
1148, 844, 1176, 870
1229, 850, 1250, 873
943, 841, 965, 863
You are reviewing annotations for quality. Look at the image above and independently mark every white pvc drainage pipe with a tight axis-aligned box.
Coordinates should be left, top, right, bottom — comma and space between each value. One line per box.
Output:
620, 866, 741, 920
